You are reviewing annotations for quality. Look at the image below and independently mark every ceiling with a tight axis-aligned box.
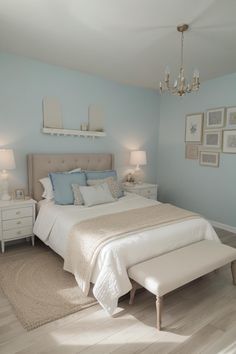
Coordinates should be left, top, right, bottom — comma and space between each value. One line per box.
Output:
0, 0, 236, 89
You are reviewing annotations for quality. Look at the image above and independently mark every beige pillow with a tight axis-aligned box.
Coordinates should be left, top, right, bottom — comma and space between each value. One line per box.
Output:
87, 177, 119, 199
71, 184, 84, 205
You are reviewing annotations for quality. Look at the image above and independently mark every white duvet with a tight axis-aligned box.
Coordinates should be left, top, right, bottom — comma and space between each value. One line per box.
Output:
34, 193, 219, 314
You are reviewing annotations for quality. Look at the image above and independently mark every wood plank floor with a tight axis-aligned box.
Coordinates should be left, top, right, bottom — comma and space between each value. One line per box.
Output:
0, 228, 236, 354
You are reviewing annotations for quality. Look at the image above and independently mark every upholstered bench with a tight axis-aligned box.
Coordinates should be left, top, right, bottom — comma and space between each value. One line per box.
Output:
128, 240, 236, 330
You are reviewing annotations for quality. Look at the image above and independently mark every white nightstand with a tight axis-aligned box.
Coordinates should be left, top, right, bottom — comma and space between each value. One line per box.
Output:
0, 199, 36, 253
123, 183, 159, 200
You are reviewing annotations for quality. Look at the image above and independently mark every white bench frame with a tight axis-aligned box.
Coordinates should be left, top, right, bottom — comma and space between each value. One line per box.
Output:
129, 260, 236, 331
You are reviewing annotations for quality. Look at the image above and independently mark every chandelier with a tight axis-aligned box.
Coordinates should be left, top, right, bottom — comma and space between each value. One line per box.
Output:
159, 24, 200, 96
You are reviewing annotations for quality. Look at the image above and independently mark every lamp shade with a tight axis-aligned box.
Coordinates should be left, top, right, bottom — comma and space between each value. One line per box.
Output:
130, 150, 147, 166
0, 149, 16, 170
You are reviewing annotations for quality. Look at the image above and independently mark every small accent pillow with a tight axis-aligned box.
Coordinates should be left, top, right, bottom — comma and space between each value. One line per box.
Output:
77, 182, 115, 207
87, 177, 119, 199
85, 170, 124, 198
71, 184, 84, 205
49, 171, 86, 205
39, 177, 54, 200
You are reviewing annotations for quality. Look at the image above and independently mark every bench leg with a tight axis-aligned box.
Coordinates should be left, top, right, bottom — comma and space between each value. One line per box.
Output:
231, 261, 236, 285
129, 281, 140, 305
156, 296, 163, 331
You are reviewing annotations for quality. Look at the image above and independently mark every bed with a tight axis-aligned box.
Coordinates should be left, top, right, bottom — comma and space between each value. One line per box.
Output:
29, 153, 219, 314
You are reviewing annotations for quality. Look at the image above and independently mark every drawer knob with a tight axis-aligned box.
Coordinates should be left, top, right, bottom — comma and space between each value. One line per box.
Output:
17, 221, 21, 225
17, 230, 22, 235
16, 211, 21, 215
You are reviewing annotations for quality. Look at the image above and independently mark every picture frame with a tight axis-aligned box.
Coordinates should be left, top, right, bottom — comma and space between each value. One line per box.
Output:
14, 189, 25, 200
199, 151, 219, 167
226, 107, 236, 129
205, 107, 225, 129
203, 130, 222, 149
223, 130, 236, 153
185, 113, 203, 144
185, 144, 199, 160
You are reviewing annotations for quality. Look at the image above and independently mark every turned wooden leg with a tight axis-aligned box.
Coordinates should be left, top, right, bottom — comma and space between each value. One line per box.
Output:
1, 241, 5, 253
231, 261, 236, 285
129, 281, 140, 305
156, 296, 163, 331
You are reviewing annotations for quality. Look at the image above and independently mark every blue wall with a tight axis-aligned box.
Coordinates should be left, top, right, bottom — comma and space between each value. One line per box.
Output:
0, 53, 160, 192
158, 73, 236, 227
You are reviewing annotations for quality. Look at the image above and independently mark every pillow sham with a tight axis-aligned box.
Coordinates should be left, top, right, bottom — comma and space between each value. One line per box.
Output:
39, 168, 82, 200
49, 171, 86, 205
39, 177, 54, 200
77, 182, 115, 207
85, 170, 124, 198
87, 177, 120, 199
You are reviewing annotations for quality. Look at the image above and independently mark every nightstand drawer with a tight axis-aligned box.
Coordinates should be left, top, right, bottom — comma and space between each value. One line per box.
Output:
140, 189, 157, 197
2, 217, 33, 231
2, 207, 32, 220
3, 226, 33, 240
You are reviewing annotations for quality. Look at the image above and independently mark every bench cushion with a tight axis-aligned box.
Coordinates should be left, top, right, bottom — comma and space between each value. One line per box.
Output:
128, 240, 236, 297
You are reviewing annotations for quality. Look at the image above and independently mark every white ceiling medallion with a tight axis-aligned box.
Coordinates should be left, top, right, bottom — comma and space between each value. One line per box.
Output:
159, 24, 200, 97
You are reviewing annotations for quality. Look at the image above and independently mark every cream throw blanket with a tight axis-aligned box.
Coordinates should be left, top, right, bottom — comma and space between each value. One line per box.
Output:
64, 203, 200, 295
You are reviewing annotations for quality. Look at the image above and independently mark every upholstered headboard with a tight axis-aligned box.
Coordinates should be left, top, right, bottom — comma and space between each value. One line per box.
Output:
27, 153, 114, 201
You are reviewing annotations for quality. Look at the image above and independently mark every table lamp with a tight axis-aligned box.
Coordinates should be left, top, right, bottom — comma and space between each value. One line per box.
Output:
130, 150, 147, 183
0, 149, 16, 201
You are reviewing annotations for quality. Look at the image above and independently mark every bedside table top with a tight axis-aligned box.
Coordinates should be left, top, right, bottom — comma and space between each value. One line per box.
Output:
123, 183, 158, 189
0, 198, 36, 208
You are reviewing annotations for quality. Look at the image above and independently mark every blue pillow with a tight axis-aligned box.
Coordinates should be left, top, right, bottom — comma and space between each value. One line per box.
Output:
49, 172, 86, 205
85, 170, 117, 181
85, 170, 124, 198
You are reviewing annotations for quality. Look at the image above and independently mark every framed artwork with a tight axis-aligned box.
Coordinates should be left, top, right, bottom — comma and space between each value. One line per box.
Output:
185, 113, 203, 143
223, 130, 236, 153
199, 151, 219, 167
226, 107, 236, 129
14, 189, 25, 200
203, 130, 222, 149
205, 107, 225, 129
185, 144, 199, 160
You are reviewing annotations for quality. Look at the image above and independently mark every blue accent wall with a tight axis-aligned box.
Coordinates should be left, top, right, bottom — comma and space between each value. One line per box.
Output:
0, 53, 160, 192
158, 73, 236, 227
1, 52, 235, 228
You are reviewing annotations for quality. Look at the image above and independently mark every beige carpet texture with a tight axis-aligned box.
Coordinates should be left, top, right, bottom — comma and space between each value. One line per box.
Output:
0, 247, 97, 330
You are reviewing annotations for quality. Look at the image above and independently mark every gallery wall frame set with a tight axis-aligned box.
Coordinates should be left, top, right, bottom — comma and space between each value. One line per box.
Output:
185, 106, 236, 167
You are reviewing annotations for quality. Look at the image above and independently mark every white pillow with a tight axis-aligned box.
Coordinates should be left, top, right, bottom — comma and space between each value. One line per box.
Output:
39, 177, 54, 200
39, 168, 82, 200
79, 182, 115, 207
68, 168, 82, 173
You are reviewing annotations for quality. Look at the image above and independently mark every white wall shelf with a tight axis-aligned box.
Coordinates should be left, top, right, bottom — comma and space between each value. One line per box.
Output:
42, 127, 106, 138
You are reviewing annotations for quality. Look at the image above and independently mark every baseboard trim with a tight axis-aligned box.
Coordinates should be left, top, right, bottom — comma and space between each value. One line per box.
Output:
210, 220, 236, 234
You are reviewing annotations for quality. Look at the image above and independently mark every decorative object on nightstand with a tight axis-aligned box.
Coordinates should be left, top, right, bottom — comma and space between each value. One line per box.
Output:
123, 183, 158, 200
130, 150, 147, 184
0, 199, 36, 253
0, 149, 16, 201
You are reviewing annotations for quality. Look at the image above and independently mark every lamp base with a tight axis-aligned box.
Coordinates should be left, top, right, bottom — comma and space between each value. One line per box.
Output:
133, 169, 144, 184
1, 171, 11, 201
